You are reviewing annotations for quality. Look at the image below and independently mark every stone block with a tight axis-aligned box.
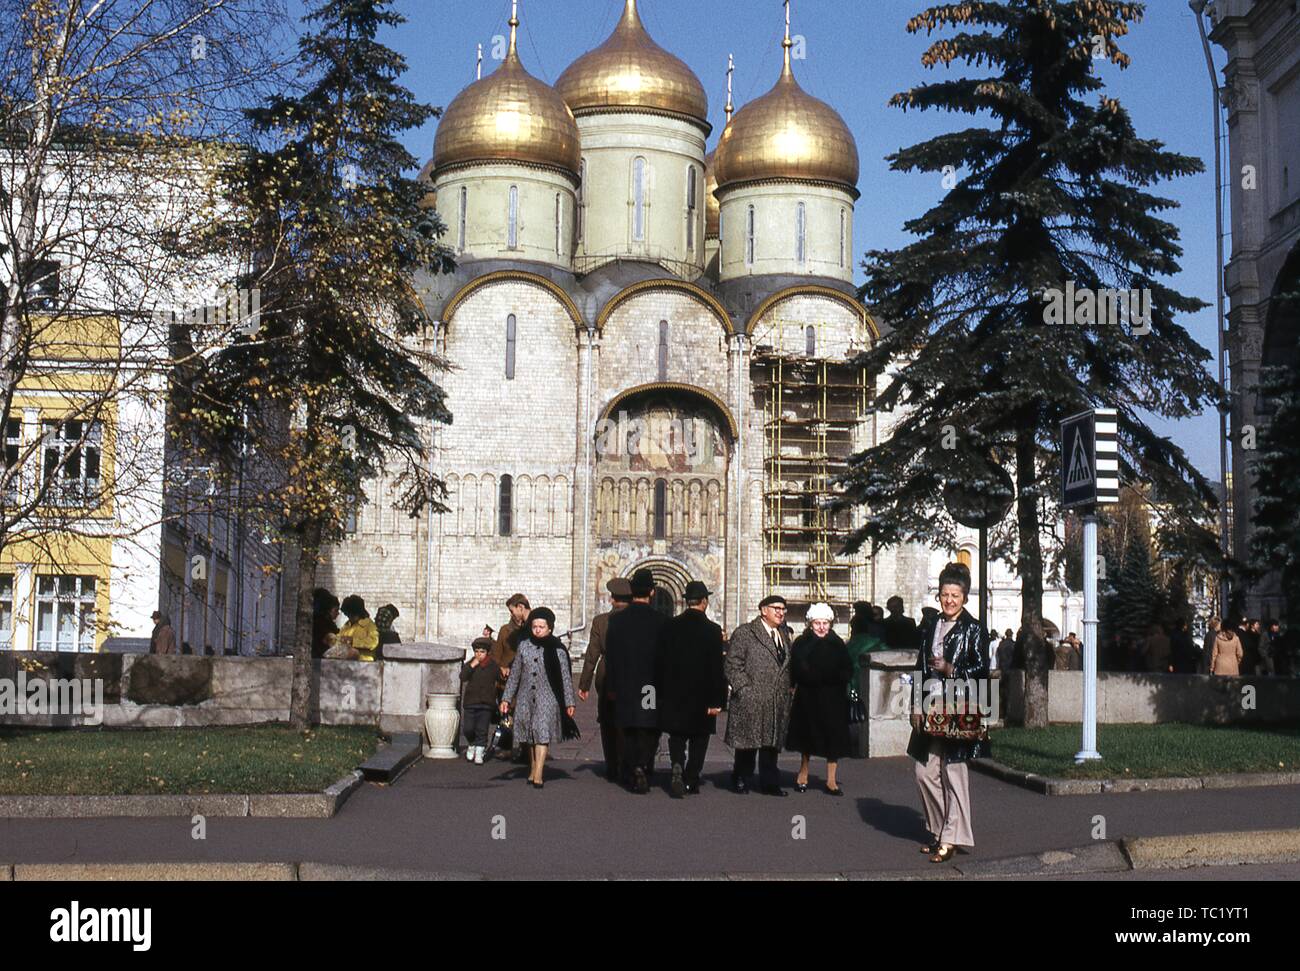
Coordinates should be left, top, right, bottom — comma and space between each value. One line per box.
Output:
316, 660, 381, 721
75, 653, 124, 702
102, 704, 184, 728
210, 656, 292, 710
866, 716, 913, 758
125, 656, 213, 706
14, 862, 294, 880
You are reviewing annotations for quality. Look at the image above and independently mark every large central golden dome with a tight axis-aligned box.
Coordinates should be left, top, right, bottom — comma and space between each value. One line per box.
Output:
432, 16, 580, 178
556, 0, 709, 127
712, 46, 858, 192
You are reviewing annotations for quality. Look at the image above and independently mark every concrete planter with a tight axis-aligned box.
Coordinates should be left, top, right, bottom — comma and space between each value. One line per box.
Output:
422, 693, 460, 759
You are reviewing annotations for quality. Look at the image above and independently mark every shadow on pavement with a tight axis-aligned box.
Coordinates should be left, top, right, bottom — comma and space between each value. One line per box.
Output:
855, 795, 927, 843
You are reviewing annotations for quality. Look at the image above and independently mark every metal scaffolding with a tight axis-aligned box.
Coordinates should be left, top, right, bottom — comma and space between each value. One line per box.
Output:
752, 318, 869, 615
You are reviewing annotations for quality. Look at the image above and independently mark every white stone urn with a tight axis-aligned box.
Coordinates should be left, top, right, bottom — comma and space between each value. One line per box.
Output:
422, 692, 461, 759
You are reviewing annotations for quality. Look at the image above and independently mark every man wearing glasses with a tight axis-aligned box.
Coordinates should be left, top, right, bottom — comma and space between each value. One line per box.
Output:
724, 594, 795, 795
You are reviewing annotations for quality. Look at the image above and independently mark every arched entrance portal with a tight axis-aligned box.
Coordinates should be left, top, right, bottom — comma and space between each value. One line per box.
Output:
625, 557, 692, 619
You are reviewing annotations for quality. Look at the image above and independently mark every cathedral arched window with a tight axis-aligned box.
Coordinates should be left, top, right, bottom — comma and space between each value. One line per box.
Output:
653, 478, 667, 540
796, 202, 807, 264
507, 185, 519, 249
839, 208, 846, 268
745, 205, 755, 266
633, 157, 647, 242
658, 320, 669, 381
577, 158, 587, 244
686, 166, 697, 251
499, 474, 513, 537
505, 314, 517, 380
458, 186, 467, 252
555, 193, 562, 256
805, 325, 816, 357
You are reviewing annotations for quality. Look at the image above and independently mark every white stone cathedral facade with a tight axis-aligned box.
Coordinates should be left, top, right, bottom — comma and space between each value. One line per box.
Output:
318, 1, 1079, 647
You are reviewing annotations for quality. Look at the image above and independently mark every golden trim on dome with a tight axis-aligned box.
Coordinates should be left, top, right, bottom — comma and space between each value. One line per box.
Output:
432, 2, 580, 177
556, 0, 710, 129
745, 284, 879, 341
704, 149, 720, 238
712, 4, 859, 191
595, 278, 733, 334
442, 270, 586, 333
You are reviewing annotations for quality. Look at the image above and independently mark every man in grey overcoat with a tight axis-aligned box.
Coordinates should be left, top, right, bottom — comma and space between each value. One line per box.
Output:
725, 594, 794, 795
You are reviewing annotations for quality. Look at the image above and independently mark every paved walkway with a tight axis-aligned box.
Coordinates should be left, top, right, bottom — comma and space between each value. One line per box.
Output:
1, 705, 1297, 878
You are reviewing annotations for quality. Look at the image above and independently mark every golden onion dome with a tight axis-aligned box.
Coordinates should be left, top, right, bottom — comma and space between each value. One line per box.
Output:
432, 14, 580, 178
704, 149, 720, 238
712, 43, 858, 192
555, 0, 709, 128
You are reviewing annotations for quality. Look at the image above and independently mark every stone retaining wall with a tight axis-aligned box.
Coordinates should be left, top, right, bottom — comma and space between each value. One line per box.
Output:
0, 644, 465, 733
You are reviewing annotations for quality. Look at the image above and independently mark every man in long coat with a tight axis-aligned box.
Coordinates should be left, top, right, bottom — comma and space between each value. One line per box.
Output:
725, 594, 794, 795
656, 581, 727, 798
604, 569, 666, 793
578, 577, 632, 783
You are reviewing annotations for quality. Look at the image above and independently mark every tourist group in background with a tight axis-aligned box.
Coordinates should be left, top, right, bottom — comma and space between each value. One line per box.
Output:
465, 560, 987, 864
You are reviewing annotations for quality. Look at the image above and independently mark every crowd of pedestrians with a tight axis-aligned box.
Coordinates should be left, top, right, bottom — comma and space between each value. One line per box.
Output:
470, 561, 989, 864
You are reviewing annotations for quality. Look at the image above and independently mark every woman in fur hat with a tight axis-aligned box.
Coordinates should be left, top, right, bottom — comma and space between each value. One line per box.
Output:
499, 607, 578, 788
786, 602, 853, 795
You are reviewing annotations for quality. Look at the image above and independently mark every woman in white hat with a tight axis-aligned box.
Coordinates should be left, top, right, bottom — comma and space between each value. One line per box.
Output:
785, 602, 853, 795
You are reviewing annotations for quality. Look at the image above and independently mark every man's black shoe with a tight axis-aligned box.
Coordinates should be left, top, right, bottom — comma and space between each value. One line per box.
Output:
731, 775, 749, 794
670, 763, 685, 798
633, 767, 649, 794
684, 782, 700, 795
759, 785, 788, 797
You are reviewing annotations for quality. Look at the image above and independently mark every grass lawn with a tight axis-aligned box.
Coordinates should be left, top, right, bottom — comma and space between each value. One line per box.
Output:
0, 725, 382, 796
988, 723, 1300, 780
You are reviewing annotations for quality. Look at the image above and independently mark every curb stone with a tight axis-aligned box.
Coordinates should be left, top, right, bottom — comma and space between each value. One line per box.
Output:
1, 864, 11, 881
1122, 828, 1300, 869
972, 758, 1300, 796
12, 862, 296, 881
0, 769, 365, 819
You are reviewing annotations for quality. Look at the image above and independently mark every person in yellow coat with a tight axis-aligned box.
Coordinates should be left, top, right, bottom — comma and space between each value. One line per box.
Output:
339, 595, 381, 662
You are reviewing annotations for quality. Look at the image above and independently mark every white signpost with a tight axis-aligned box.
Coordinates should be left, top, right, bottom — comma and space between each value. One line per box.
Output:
1061, 408, 1119, 763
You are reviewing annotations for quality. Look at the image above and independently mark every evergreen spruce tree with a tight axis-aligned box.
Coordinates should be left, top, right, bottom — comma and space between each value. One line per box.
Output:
1113, 531, 1162, 643
178, 0, 454, 727
844, 1, 1222, 725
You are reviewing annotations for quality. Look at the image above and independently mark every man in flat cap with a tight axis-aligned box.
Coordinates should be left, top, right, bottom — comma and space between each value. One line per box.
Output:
492, 593, 530, 762
725, 594, 794, 795
604, 568, 666, 793
578, 576, 633, 783
656, 580, 727, 797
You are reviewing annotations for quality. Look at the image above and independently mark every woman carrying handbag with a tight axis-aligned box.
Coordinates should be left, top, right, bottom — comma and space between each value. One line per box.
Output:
907, 562, 991, 863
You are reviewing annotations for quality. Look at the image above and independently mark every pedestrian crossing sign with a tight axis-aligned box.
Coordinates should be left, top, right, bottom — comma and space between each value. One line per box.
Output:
1061, 409, 1119, 508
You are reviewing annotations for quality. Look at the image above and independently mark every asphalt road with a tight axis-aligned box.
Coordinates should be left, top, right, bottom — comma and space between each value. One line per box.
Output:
1, 706, 1297, 878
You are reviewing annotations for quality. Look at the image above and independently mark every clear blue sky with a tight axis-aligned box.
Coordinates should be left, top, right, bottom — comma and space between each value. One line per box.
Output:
286, 0, 1228, 480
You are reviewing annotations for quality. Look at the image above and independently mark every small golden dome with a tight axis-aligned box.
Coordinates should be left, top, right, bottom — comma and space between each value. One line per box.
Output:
432, 16, 580, 178
704, 149, 720, 238
556, 0, 709, 127
713, 48, 858, 192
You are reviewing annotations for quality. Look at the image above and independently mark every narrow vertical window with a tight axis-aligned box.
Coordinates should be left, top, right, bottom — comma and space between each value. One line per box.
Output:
633, 157, 646, 241
653, 478, 667, 540
499, 475, 513, 537
458, 186, 467, 252
796, 202, 807, 264
806, 325, 816, 357
555, 193, 562, 255
745, 205, 755, 265
505, 314, 517, 380
839, 208, 846, 268
718, 209, 724, 263
577, 158, 586, 244
686, 166, 697, 251
658, 320, 669, 381
507, 185, 519, 249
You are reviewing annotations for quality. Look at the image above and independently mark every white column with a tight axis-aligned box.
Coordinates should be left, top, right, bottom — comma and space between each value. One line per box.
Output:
12, 564, 34, 651
1076, 514, 1101, 762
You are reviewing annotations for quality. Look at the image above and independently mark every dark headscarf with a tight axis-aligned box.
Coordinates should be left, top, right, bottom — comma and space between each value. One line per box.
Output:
526, 612, 579, 742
